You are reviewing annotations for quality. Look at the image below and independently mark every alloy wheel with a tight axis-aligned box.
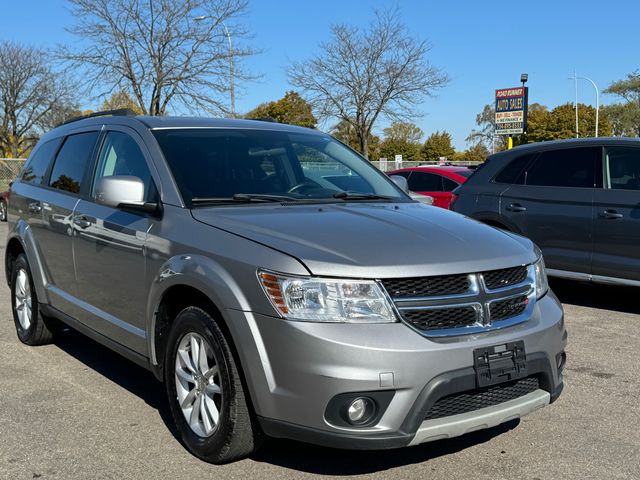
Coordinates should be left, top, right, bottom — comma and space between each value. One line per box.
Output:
14, 268, 32, 330
174, 332, 223, 437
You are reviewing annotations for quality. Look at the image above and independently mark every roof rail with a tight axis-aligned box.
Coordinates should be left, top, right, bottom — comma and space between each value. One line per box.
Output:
56, 108, 138, 127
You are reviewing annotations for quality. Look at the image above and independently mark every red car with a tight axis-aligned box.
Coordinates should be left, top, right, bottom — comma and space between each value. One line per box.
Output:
387, 166, 474, 209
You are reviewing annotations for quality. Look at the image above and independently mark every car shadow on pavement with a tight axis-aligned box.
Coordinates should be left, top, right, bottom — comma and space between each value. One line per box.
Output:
52, 328, 181, 442
51, 326, 520, 473
252, 421, 519, 475
550, 278, 640, 314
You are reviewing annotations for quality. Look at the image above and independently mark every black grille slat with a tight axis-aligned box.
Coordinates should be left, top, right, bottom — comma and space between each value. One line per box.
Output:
381, 275, 470, 298
490, 295, 528, 321
402, 307, 477, 331
482, 266, 528, 290
424, 377, 540, 420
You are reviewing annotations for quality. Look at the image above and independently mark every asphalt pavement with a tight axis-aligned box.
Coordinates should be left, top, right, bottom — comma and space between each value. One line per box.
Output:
0, 221, 638, 479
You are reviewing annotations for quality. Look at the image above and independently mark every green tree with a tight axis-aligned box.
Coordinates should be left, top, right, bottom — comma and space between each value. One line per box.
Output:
383, 122, 423, 143
602, 103, 640, 137
544, 103, 611, 140
463, 142, 490, 162
101, 90, 143, 114
604, 71, 640, 136
378, 139, 422, 161
422, 131, 455, 160
245, 91, 317, 128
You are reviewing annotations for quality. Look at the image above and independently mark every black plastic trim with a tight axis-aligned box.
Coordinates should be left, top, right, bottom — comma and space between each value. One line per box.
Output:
258, 416, 413, 450
40, 303, 152, 372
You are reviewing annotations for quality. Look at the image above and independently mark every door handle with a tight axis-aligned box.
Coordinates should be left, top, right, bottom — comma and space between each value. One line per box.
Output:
506, 203, 527, 213
598, 210, 623, 220
73, 215, 92, 229
28, 202, 41, 213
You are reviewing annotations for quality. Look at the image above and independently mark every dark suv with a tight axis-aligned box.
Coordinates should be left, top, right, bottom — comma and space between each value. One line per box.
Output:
452, 137, 640, 286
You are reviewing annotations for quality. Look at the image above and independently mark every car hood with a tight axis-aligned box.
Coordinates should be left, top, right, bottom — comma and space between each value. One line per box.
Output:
191, 202, 537, 278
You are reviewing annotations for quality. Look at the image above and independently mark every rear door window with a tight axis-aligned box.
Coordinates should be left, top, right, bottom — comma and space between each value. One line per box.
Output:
605, 146, 640, 190
49, 132, 99, 194
442, 177, 459, 191
493, 154, 534, 184
408, 172, 442, 191
21, 138, 62, 185
525, 147, 600, 188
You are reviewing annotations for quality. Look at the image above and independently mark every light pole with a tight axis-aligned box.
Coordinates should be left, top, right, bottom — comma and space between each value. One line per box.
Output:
570, 72, 600, 137
194, 15, 235, 117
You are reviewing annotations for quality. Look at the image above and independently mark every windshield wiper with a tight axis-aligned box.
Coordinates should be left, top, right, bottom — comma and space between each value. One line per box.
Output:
191, 193, 298, 205
333, 191, 395, 201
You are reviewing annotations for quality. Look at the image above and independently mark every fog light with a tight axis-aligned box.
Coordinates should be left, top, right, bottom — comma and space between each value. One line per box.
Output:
347, 397, 375, 425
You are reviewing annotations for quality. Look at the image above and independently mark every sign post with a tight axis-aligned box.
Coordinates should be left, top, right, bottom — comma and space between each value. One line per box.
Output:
495, 86, 528, 149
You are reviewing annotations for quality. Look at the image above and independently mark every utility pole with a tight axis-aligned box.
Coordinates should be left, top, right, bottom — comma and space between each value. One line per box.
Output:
194, 16, 235, 117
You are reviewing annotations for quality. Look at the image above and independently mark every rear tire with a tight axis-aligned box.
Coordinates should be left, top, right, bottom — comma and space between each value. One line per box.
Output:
164, 306, 262, 463
11, 254, 55, 346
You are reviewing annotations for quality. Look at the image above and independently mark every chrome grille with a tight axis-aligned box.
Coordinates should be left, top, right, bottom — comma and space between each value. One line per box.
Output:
483, 266, 528, 290
403, 306, 477, 331
380, 275, 470, 298
383, 265, 534, 337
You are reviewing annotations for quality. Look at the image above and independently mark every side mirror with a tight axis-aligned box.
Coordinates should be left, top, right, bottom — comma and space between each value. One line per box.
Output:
389, 175, 409, 193
95, 176, 158, 214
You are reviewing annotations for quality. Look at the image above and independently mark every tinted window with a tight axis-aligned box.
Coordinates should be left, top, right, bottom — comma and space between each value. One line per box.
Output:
21, 138, 62, 185
442, 177, 459, 191
606, 146, 640, 190
49, 132, 99, 194
526, 147, 599, 188
152, 129, 406, 204
389, 171, 411, 179
408, 172, 442, 191
494, 154, 533, 184
93, 131, 154, 201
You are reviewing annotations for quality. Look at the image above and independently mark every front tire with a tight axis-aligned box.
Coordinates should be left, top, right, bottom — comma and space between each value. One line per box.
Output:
164, 306, 261, 463
11, 254, 54, 345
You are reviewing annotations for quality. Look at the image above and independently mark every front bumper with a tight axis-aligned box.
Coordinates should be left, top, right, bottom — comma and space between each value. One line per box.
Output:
227, 292, 566, 449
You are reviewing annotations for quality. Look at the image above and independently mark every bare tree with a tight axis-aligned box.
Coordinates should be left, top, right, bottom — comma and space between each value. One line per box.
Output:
62, 0, 256, 116
288, 8, 448, 159
0, 42, 75, 157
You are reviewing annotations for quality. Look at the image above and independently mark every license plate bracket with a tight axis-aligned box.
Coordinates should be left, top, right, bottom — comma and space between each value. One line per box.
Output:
474, 341, 527, 388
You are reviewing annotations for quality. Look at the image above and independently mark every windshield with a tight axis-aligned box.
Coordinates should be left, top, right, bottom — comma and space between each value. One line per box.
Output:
152, 128, 409, 206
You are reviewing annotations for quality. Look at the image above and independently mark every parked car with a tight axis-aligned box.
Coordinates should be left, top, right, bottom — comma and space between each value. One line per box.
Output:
452, 137, 640, 286
0, 190, 9, 222
6, 112, 565, 463
387, 166, 474, 208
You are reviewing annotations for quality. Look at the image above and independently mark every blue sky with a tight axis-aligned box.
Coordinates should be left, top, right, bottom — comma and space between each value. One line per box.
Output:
2, 0, 638, 149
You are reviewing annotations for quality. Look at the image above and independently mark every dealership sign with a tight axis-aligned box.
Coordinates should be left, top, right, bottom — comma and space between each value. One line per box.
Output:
495, 87, 528, 135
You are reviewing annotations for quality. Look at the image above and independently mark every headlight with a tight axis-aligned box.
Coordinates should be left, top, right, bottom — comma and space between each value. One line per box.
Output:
533, 256, 549, 299
258, 270, 398, 323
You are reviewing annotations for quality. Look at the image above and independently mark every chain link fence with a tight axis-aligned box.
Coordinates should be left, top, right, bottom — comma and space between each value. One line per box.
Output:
0, 159, 25, 192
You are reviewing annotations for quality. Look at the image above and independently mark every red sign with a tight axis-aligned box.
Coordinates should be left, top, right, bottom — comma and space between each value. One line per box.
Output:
495, 87, 525, 99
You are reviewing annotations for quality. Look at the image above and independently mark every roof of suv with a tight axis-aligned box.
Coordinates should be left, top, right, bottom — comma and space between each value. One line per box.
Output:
54, 114, 319, 135
499, 136, 640, 155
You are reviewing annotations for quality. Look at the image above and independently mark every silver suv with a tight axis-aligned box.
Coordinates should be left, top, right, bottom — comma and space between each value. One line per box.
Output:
6, 112, 566, 463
